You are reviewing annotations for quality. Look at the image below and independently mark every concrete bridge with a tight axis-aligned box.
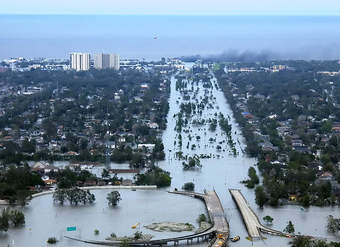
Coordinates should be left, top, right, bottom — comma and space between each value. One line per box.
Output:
65, 190, 229, 246
229, 189, 288, 240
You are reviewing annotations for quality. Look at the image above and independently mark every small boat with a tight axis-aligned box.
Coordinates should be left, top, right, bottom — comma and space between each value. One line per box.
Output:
131, 223, 139, 229
230, 236, 240, 242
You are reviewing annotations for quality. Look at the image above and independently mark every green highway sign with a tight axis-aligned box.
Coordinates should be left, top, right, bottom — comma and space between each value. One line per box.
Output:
67, 226, 76, 231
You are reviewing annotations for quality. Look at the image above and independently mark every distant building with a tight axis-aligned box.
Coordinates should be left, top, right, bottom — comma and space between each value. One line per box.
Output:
94, 53, 120, 70
110, 54, 120, 70
70, 53, 90, 71
94, 53, 110, 69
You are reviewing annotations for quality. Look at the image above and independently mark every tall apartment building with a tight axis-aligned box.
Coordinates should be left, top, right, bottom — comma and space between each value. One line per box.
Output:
70, 53, 90, 71
94, 53, 120, 70
94, 53, 110, 69
109, 54, 120, 70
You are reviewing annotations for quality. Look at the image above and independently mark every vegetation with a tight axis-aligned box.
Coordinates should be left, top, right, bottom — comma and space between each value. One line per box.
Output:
55, 168, 97, 189
263, 215, 273, 224
0, 68, 170, 165
242, 166, 259, 188
290, 236, 340, 247
197, 214, 207, 224
0, 208, 25, 232
255, 185, 268, 208
284, 221, 295, 234
215, 61, 340, 207
327, 215, 340, 233
135, 166, 171, 187
47, 237, 58, 244
134, 231, 143, 240
0, 165, 44, 204
53, 187, 95, 205
182, 182, 195, 191
9, 209, 25, 227
107, 191, 121, 206
182, 156, 202, 170
94, 229, 100, 235
219, 113, 237, 155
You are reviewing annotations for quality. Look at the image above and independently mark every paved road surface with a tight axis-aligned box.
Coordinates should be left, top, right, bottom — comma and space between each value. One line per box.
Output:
229, 189, 284, 240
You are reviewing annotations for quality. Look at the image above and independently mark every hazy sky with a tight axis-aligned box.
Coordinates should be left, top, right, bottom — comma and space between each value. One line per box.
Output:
1, 0, 340, 15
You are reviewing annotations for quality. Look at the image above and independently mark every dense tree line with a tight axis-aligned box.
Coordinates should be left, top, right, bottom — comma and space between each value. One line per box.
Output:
135, 166, 171, 187
53, 187, 95, 205
0, 165, 44, 204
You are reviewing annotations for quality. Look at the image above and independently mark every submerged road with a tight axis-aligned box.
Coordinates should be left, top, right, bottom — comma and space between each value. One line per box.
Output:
66, 190, 229, 246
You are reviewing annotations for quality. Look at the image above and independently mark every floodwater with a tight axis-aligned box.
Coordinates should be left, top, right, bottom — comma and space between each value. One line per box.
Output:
157, 64, 340, 246
0, 190, 206, 246
1, 64, 339, 246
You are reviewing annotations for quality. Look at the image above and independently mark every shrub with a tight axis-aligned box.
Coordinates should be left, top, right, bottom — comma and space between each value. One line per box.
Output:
182, 182, 195, 191
197, 214, 207, 224
263, 215, 273, 224
47, 237, 57, 244
107, 191, 121, 206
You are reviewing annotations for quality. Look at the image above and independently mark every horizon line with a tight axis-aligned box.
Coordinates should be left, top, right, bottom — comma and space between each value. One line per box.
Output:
1, 13, 340, 17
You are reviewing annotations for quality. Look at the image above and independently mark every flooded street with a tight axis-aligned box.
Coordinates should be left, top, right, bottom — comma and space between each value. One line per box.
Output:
1, 64, 339, 246
0, 190, 206, 246
158, 65, 340, 246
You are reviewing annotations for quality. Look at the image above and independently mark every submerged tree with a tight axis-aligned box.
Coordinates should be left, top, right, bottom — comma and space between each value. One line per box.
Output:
255, 186, 268, 208
0, 208, 25, 232
284, 221, 295, 234
9, 210, 25, 227
263, 215, 273, 225
182, 182, 195, 191
327, 215, 340, 233
107, 191, 121, 206
53, 187, 95, 205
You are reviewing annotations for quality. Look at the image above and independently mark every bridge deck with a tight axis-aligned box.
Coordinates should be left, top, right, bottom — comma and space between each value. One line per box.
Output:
229, 189, 285, 240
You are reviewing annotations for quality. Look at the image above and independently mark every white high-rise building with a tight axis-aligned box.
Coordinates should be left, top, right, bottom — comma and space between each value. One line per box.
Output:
94, 54, 110, 69
70, 53, 90, 71
109, 54, 120, 70
94, 53, 120, 70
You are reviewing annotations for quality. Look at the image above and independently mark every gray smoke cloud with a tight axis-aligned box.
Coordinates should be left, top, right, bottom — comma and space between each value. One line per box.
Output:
203, 50, 278, 62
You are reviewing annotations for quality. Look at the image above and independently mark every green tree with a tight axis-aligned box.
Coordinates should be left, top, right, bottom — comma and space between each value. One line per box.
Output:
263, 215, 273, 224
135, 166, 171, 187
327, 215, 340, 233
284, 221, 295, 234
107, 191, 121, 206
102, 169, 110, 179
53, 188, 95, 205
255, 186, 268, 208
47, 237, 57, 244
182, 182, 195, 191
134, 231, 143, 240
0, 209, 9, 232
301, 194, 310, 208
197, 214, 207, 224
9, 210, 25, 227
319, 182, 332, 200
